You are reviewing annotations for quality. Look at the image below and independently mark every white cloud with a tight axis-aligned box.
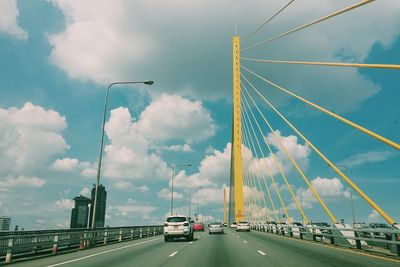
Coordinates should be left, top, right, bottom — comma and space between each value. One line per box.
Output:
54, 198, 74, 210
113, 198, 157, 218
51, 157, 79, 171
339, 150, 396, 168
80, 187, 90, 197
162, 144, 194, 153
113, 181, 149, 193
102, 94, 215, 182
0, 102, 69, 175
0, 0, 28, 40
137, 95, 215, 143
0, 176, 45, 188
48, 1, 400, 112
157, 188, 183, 200
367, 209, 382, 222
295, 177, 350, 209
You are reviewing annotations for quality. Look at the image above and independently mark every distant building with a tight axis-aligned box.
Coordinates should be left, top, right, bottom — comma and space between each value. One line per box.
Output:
0, 216, 11, 231
89, 184, 107, 228
70, 196, 91, 228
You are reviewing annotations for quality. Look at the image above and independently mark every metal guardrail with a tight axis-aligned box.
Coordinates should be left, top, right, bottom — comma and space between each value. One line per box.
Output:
0, 225, 163, 264
250, 223, 400, 257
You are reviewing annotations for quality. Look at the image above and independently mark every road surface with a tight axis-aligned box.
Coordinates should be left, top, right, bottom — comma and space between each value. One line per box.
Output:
10, 228, 400, 267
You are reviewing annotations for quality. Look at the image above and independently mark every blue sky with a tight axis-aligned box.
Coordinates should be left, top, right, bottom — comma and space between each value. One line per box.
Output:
0, 0, 398, 229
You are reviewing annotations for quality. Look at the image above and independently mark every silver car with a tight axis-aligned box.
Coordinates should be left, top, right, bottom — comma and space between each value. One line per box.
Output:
209, 222, 224, 235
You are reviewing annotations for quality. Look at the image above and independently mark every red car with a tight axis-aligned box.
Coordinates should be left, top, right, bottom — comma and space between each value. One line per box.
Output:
193, 222, 204, 231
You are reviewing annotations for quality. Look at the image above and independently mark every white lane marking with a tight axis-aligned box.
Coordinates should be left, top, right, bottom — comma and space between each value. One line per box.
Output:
189, 241, 193, 244
257, 250, 266, 256
236, 235, 240, 238
45, 237, 162, 267
169, 251, 179, 257
243, 240, 248, 243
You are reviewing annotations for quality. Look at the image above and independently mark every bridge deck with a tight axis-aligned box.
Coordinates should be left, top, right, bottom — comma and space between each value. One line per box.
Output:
10, 229, 399, 267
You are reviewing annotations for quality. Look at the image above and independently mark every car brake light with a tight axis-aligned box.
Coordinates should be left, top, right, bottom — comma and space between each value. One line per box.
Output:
183, 222, 189, 226
164, 223, 169, 226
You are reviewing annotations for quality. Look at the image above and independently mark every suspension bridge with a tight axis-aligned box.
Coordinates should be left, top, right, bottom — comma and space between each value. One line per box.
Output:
1, 0, 399, 266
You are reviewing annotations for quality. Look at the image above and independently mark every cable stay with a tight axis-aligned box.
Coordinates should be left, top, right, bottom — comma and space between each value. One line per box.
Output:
241, 65, 400, 150
242, 108, 285, 221
241, 94, 292, 223
241, 74, 338, 224
245, 0, 295, 42
241, 58, 400, 70
242, 118, 280, 223
243, 73, 397, 225
241, 87, 309, 225
242, 116, 271, 223
241, 0, 375, 51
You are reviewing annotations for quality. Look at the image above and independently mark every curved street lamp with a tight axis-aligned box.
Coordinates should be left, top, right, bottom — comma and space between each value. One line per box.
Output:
170, 164, 192, 216
91, 80, 154, 228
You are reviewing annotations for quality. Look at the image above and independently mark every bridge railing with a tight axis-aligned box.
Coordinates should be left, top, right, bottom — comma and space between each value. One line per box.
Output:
0, 225, 163, 264
250, 223, 400, 257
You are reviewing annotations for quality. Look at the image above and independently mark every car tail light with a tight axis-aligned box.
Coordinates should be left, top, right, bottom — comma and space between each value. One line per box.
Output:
164, 223, 169, 227
183, 222, 189, 226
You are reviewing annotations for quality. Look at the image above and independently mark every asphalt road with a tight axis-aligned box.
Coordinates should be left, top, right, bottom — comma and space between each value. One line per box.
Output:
9, 228, 400, 267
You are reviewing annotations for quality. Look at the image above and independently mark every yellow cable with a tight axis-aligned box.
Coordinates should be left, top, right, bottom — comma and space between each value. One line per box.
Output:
241, 58, 400, 70
241, 66, 400, 150
242, 119, 266, 222
241, 97, 291, 223
242, 0, 375, 51
242, 110, 280, 223
241, 74, 338, 224
242, 89, 309, 225
241, 110, 272, 222
244, 74, 397, 225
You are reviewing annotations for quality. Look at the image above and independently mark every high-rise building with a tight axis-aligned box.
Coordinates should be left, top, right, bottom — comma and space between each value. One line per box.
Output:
0, 216, 11, 231
89, 184, 107, 228
70, 196, 91, 228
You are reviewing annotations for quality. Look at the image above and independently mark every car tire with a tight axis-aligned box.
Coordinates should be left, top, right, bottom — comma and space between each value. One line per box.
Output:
164, 236, 169, 242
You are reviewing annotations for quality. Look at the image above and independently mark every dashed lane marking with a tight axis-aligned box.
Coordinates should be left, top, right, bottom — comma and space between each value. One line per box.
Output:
243, 240, 248, 243
257, 250, 266, 256
169, 251, 179, 257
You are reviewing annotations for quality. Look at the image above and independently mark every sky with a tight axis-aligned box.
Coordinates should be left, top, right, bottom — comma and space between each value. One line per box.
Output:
0, 0, 399, 230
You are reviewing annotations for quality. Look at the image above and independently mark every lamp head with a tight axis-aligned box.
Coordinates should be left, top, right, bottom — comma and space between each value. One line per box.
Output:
144, 80, 154, 85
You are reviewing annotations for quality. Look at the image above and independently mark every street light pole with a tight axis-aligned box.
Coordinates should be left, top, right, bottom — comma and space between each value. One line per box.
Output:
91, 80, 154, 229
170, 164, 191, 216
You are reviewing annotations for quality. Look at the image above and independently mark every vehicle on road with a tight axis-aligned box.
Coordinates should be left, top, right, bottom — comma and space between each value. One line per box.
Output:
230, 222, 237, 228
236, 221, 250, 232
164, 215, 194, 242
193, 222, 204, 231
209, 222, 224, 234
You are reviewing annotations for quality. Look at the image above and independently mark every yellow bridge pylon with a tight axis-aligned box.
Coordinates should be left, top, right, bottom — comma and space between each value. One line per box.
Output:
229, 35, 244, 223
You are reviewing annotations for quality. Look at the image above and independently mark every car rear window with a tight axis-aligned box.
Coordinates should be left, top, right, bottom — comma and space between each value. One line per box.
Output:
210, 222, 221, 225
239, 221, 248, 224
167, 217, 186, 222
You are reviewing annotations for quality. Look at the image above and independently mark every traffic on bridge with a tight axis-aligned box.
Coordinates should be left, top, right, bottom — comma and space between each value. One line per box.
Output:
0, 0, 399, 266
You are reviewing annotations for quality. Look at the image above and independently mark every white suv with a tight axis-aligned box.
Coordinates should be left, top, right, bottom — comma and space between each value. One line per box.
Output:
164, 215, 194, 242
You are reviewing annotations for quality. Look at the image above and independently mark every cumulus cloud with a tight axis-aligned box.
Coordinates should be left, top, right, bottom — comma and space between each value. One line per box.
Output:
51, 157, 79, 171
80, 187, 90, 197
0, 176, 45, 188
102, 94, 215, 181
157, 188, 183, 200
54, 198, 74, 210
113, 198, 157, 218
0, 102, 69, 174
0, 0, 28, 40
137, 95, 215, 143
48, 1, 400, 111
161, 144, 194, 153
367, 209, 382, 222
339, 150, 397, 168
295, 177, 350, 209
